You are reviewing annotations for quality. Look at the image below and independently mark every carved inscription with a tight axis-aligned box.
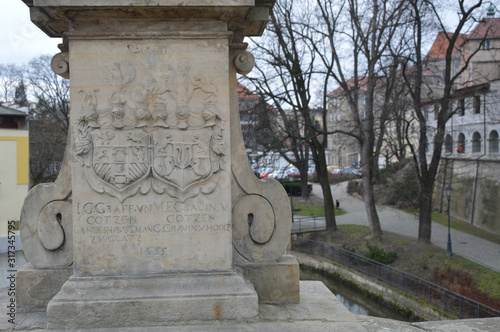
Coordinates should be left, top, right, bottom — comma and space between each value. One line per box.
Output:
76, 199, 231, 258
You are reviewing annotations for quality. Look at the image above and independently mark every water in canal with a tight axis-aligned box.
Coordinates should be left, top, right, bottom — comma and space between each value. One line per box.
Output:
300, 267, 418, 322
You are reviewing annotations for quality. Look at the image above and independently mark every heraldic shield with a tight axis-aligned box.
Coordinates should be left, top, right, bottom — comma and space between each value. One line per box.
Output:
152, 127, 213, 190
74, 64, 227, 202
90, 128, 150, 190
76, 121, 226, 203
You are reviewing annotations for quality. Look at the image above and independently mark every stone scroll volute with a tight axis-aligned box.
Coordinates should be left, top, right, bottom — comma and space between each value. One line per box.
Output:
230, 49, 293, 263
20, 134, 73, 268
51, 52, 70, 79
20, 50, 72, 268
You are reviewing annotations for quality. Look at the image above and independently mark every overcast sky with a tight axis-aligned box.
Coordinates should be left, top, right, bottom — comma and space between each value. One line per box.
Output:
0, 1, 60, 66
0, 1, 486, 67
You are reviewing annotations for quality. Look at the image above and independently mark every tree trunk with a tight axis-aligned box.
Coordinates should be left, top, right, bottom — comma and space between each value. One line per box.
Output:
310, 135, 337, 232
298, 162, 310, 200
360, 137, 383, 238
361, 164, 383, 238
418, 185, 433, 243
320, 168, 337, 232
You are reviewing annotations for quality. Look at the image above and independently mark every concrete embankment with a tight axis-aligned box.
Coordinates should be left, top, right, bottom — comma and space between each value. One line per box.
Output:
292, 251, 451, 322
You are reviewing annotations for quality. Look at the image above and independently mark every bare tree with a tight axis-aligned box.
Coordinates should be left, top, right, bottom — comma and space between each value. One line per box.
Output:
247, 0, 338, 230
27, 55, 70, 134
14, 79, 29, 107
0, 63, 23, 103
401, 0, 484, 243
313, 0, 408, 238
29, 118, 67, 185
26, 55, 70, 185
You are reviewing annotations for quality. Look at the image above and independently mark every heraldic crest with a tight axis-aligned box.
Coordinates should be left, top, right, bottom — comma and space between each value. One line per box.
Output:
75, 61, 226, 202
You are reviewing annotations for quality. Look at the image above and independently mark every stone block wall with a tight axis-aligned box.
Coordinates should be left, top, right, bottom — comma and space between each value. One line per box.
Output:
434, 157, 500, 235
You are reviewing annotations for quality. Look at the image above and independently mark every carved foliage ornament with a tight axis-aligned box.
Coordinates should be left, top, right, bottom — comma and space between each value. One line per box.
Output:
75, 63, 226, 202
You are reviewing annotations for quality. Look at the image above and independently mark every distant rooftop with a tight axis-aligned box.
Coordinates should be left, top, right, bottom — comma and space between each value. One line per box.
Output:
328, 77, 369, 96
238, 82, 259, 100
467, 17, 500, 40
0, 104, 29, 117
426, 32, 467, 60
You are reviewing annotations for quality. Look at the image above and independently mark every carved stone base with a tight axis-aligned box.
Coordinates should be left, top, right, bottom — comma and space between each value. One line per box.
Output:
237, 255, 300, 304
46, 272, 258, 329
16, 263, 73, 313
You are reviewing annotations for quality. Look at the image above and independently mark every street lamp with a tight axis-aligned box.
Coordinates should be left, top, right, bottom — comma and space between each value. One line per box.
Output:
445, 185, 453, 256
288, 174, 294, 223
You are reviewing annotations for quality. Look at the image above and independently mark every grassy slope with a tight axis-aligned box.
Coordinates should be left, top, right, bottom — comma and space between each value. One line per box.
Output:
293, 197, 500, 301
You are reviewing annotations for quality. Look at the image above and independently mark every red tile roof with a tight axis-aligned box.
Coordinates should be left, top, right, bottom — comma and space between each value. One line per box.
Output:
328, 76, 369, 96
327, 75, 395, 96
237, 82, 259, 100
467, 17, 500, 39
426, 32, 467, 60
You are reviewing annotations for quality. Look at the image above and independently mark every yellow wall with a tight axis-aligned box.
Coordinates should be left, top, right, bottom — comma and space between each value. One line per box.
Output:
0, 129, 29, 238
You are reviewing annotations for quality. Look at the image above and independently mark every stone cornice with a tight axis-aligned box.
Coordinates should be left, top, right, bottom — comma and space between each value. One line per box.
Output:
22, 0, 275, 42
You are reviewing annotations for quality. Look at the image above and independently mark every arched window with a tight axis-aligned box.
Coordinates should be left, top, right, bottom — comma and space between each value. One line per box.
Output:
445, 135, 453, 154
489, 130, 499, 153
457, 133, 466, 153
472, 132, 481, 153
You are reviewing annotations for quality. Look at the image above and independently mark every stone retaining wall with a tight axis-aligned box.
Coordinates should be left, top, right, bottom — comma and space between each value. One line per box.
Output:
292, 251, 451, 321
434, 157, 500, 235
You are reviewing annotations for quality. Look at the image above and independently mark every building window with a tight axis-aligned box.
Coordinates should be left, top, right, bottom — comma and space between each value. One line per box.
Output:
457, 133, 466, 153
472, 132, 481, 153
445, 134, 453, 154
489, 130, 499, 153
360, 94, 366, 105
457, 99, 465, 116
473, 96, 481, 114
360, 110, 366, 120
482, 39, 491, 50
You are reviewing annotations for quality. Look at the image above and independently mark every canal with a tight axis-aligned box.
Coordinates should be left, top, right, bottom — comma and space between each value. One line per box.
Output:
300, 267, 418, 322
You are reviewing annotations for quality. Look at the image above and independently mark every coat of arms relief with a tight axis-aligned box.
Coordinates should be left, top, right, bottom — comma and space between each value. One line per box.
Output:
75, 60, 226, 203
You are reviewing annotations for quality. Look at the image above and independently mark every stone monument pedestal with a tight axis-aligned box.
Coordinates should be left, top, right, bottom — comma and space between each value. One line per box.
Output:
47, 272, 257, 329
237, 254, 300, 304
19, 1, 297, 329
15, 264, 73, 313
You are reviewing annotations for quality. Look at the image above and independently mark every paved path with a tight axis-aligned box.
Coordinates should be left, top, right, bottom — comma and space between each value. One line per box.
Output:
301, 182, 500, 273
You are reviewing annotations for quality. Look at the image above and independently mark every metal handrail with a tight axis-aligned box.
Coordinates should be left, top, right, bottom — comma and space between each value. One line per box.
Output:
291, 216, 326, 233
291, 237, 500, 319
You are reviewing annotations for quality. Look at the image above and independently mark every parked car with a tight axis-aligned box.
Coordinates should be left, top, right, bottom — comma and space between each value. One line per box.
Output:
288, 166, 300, 178
268, 168, 284, 179
327, 165, 342, 174
340, 166, 362, 177
307, 167, 316, 176
269, 165, 299, 179
259, 167, 274, 178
